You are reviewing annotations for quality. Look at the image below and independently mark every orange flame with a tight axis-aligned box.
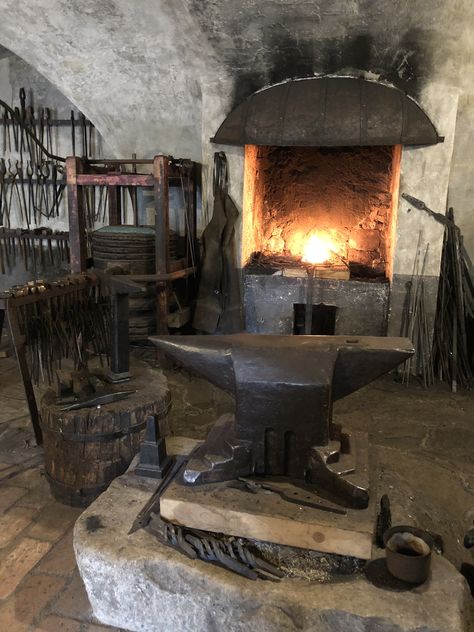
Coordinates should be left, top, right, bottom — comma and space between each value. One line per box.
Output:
302, 233, 334, 264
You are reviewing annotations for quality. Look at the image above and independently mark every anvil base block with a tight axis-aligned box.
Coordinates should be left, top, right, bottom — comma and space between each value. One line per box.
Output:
183, 414, 370, 509
160, 473, 376, 559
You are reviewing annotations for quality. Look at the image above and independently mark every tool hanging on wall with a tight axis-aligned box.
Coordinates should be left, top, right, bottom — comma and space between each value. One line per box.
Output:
0, 87, 100, 239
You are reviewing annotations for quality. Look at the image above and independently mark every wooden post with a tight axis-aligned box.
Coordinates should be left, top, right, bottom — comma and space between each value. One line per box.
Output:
66, 157, 87, 273
7, 304, 43, 445
153, 155, 170, 334
0, 306, 4, 347
185, 162, 198, 269
108, 186, 122, 225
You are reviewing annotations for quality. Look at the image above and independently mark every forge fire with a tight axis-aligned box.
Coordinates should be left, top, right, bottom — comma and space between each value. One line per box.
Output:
243, 144, 401, 279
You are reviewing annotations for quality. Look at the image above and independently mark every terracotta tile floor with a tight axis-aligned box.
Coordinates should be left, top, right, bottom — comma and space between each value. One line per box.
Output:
1, 341, 473, 630
0, 354, 123, 631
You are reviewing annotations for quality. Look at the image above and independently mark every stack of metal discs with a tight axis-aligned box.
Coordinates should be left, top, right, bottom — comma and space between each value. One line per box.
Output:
91, 226, 177, 341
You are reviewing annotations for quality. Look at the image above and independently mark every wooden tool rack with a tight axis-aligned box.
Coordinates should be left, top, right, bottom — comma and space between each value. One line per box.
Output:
66, 154, 198, 333
0, 275, 102, 445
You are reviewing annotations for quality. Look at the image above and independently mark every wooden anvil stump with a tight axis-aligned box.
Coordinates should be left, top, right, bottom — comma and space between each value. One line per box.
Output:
150, 335, 413, 510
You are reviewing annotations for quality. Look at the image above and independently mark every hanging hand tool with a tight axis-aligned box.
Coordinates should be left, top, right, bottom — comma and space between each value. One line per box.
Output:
12, 106, 20, 152
19, 89, 27, 161
50, 162, 58, 217
16, 160, 30, 230
7, 159, 23, 226
26, 161, 35, 224
25, 106, 36, 165
0, 234, 5, 274
45, 108, 52, 156
2, 109, 6, 154
0, 158, 6, 227
38, 107, 45, 152
1, 229, 11, 269
41, 161, 51, 218
88, 119, 93, 157
35, 161, 51, 219
19, 88, 26, 120
79, 112, 87, 157
70, 110, 76, 155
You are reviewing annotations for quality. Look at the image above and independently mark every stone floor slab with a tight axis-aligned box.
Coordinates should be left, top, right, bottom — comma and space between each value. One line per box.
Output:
27, 503, 82, 542
0, 484, 27, 511
0, 505, 38, 548
35, 529, 77, 576
53, 572, 95, 623
34, 614, 82, 631
0, 537, 51, 599
0, 572, 66, 629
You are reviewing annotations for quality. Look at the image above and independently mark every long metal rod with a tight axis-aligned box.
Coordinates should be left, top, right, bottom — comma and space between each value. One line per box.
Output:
305, 266, 315, 334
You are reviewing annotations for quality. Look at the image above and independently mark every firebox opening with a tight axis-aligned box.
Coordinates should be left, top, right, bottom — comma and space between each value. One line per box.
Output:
242, 144, 402, 281
293, 303, 337, 335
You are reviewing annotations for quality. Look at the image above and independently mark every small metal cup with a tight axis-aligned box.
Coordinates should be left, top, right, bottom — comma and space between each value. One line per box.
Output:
383, 525, 433, 585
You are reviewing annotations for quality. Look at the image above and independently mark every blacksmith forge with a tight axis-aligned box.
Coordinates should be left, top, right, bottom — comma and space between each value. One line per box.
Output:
151, 334, 414, 509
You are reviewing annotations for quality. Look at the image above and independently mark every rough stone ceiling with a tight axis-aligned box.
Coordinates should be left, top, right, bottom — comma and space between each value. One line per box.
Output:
0, 0, 472, 158
189, 0, 474, 99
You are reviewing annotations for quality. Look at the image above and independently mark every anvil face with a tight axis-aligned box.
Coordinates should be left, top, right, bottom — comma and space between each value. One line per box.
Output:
151, 335, 413, 506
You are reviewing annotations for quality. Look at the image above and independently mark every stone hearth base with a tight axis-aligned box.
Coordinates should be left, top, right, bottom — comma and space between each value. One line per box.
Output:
74, 445, 468, 632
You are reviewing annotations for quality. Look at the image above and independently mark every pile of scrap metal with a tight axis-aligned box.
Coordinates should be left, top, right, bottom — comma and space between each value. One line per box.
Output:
402, 194, 473, 390
149, 513, 284, 581
433, 207, 473, 391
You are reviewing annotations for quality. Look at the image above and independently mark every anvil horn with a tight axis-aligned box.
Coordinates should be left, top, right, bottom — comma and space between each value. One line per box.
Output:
332, 339, 415, 400
150, 336, 235, 394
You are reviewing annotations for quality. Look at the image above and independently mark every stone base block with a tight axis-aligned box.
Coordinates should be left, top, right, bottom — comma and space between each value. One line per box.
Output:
74, 457, 469, 632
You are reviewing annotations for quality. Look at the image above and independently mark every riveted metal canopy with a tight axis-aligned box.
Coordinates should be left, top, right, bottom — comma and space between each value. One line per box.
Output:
212, 77, 442, 147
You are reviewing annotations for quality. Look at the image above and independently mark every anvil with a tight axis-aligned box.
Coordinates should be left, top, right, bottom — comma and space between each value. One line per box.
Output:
151, 335, 414, 509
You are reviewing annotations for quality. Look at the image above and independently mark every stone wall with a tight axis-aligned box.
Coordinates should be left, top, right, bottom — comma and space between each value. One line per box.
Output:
0, 0, 472, 300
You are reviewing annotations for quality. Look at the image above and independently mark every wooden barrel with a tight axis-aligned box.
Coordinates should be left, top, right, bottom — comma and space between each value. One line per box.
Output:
39, 366, 170, 507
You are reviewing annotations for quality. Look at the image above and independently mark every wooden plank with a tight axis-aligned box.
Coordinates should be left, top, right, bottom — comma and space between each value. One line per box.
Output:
160, 477, 376, 559
282, 266, 350, 280
108, 186, 122, 226
76, 174, 153, 187
6, 306, 42, 445
153, 155, 170, 335
313, 266, 350, 280
127, 266, 196, 282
